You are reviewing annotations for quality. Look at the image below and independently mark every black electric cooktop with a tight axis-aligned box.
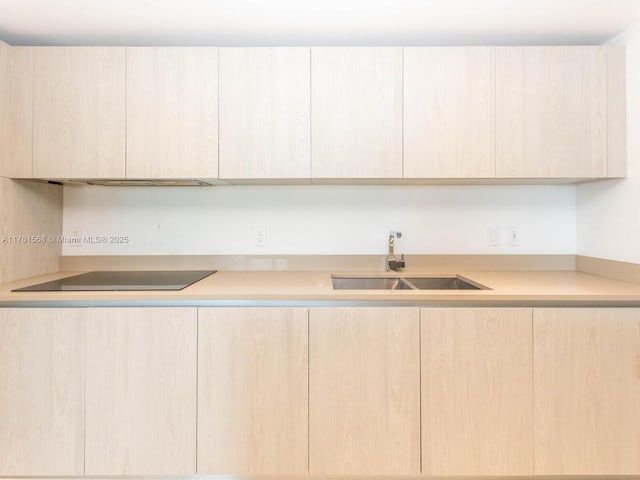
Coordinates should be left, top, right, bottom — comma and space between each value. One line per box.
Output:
12, 270, 217, 292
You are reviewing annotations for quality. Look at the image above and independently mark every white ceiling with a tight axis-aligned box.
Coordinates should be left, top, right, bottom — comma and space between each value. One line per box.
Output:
0, 0, 639, 46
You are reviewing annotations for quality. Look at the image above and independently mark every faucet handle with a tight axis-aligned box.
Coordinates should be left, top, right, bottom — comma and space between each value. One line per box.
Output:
390, 231, 402, 239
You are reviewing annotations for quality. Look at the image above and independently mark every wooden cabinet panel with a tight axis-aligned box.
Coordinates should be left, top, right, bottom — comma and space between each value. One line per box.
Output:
126, 47, 218, 178
0, 308, 85, 475
496, 46, 607, 178
0, 43, 32, 178
85, 307, 197, 474
607, 46, 627, 177
309, 307, 420, 475
197, 307, 308, 474
421, 308, 533, 476
534, 308, 640, 475
33, 47, 125, 178
404, 47, 495, 178
0, 178, 62, 283
311, 48, 402, 178
219, 48, 310, 179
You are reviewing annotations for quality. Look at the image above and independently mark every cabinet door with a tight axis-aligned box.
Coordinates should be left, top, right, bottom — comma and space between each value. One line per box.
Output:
0, 43, 32, 178
0, 309, 85, 475
198, 307, 308, 474
85, 307, 197, 474
33, 47, 125, 178
496, 46, 607, 178
219, 48, 310, 180
126, 47, 218, 178
422, 308, 533, 476
311, 48, 402, 179
404, 47, 495, 178
309, 307, 420, 475
534, 308, 640, 474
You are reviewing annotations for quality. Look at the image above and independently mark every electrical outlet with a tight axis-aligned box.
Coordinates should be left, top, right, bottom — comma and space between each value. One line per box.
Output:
487, 226, 500, 247
68, 227, 83, 248
255, 226, 268, 247
508, 226, 520, 246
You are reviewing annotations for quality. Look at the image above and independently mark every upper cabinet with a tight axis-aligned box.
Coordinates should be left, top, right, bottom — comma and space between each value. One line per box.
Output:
404, 47, 495, 178
1, 44, 626, 182
219, 48, 310, 180
126, 47, 219, 179
33, 47, 126, 179
496, 46, 614, 178
311, 47, 402, 179
0, 43, 32, 178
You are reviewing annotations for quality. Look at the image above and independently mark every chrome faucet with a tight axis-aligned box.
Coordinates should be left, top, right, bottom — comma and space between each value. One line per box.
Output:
386, 231, 405, 271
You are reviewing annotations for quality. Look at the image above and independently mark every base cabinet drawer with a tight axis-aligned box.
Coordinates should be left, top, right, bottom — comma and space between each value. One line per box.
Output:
84, 307, 197, 475
533, 308, 640, 475
309, 307, 421, 475
421, 308, 533, 476
197, 307, 309, 475
0, 308, 85, 476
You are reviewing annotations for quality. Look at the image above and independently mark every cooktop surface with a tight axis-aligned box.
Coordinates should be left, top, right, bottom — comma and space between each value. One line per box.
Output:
12, 270, 217, 292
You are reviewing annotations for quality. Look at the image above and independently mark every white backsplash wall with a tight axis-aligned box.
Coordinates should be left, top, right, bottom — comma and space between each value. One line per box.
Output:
577, 22, 640, 263
62, 184, 575, 256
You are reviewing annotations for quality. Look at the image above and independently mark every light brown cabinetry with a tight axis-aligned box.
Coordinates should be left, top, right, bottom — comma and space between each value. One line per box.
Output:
219, 48, 310, 180
421, 308, 533, 476
2, 44, 627, 182
0, 178, 62, 284
0, 43, 32, 178
533, 308, 640, 475
496, 46, 608, 178
404, 47, 496, 178
309, 307, 420, 475
32, 47, 126, 178
0, 308, 85, 475
85, 307, 197, 474
197, 307, 308, 474
311, 47, 403, 179
126, 47, 219, 178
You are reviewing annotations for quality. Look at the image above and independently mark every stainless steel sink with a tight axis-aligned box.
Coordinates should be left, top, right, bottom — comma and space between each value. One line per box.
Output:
331, 277, 415, 290
404, 277, 482, 290
332, 275, 487, 290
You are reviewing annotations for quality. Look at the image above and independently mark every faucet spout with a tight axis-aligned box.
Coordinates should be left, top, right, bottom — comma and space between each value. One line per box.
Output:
386, 231, 405, 271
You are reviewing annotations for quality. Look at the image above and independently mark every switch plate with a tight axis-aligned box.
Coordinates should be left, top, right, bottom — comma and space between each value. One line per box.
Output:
487, 226, 500, 247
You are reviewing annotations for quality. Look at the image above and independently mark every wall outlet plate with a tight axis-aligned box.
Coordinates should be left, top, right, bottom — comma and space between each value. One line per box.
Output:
255, 226, 268, 247
508, 226, 520, 246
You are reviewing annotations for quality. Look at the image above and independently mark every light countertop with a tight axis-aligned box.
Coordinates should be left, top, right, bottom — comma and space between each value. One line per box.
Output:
2, 269, 640, 307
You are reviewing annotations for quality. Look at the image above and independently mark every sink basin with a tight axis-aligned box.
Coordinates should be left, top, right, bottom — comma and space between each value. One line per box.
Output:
331, 277, 414, 290
404, 277, 482, 290
332, 276, 487, 290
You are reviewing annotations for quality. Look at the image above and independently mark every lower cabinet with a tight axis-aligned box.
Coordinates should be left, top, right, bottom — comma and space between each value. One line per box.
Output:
309, 307, 421, 475
0, 308, 85, 476
421, 308, 533, 476
2, 305, 640, 477
533, 308, 640, 475
197, 307, 308, 474
84, 307, 197, 475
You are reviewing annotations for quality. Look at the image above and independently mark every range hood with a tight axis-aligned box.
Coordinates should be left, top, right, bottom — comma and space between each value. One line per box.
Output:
86, 179, 215, 186
48, 179, 222, 187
